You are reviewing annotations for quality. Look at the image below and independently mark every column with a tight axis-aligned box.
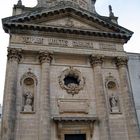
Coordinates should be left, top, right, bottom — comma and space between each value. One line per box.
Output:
90, 55, 110, 140
38, 51, 52, 140
116, 56, 140, 140
1, 48, 22, 140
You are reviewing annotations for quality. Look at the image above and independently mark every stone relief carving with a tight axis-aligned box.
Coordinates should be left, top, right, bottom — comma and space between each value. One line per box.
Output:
105, 73, 121, 113
38, 50, 53, 64
109, 94, 120, 113
59, 67, 85, 95
20, 69, 38, 85
7, 48, 22, 62
115, 56, 128, 67
20, 69, 37, 113
89, 55, 104, 66
23, 91, 33, 112
65, 18, 74, 27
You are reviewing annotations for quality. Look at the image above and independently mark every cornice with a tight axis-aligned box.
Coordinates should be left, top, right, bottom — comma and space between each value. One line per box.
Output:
3, 22, 131, 43
2, 5, 133, 36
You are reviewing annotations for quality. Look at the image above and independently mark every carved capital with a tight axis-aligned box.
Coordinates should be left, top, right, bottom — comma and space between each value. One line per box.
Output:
115, 56, 128, 67
38, 51, 52, 64
89, 55, 104, 66
7, 48, 22, 62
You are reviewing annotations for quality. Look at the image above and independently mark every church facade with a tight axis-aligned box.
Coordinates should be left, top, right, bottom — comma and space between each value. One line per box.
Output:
1, 0, 140, 140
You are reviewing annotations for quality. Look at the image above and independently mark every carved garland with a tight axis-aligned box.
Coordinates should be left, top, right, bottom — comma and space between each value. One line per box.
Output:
59, 67, 85, 95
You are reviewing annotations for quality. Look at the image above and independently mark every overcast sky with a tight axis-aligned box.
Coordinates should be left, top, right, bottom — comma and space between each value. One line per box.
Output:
0, 0, 140, 105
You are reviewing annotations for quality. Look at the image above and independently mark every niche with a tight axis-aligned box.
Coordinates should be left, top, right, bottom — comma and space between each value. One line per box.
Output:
20, 70, 37, 113
105, 75, 121, 114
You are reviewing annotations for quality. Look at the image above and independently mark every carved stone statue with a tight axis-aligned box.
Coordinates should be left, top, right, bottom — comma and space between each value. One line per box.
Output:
23, 92, 33, 112
109, 94, 120, 113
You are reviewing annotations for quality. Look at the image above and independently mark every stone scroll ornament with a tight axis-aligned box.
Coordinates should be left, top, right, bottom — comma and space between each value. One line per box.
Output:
59, 67, 85, 95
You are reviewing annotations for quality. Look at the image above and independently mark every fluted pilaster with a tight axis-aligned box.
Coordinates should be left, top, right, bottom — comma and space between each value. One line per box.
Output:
38, 51, 52, 140
115, 56, 140, 140
1, 48, 22, 140
90, 55, 110, 140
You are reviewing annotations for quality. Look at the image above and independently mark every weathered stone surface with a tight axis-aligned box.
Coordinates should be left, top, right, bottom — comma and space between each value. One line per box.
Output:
1, 0, 140, 140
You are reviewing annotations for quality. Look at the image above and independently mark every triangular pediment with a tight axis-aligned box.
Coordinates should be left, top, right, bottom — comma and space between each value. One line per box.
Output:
37, 16, 106, 31
2, 5, 133, 42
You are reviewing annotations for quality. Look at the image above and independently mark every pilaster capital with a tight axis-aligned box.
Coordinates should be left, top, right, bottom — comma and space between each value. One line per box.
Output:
7, 48, 22, 62
89, 55, 104, 67
115, 56, 128, 68
38, 50, 53, 64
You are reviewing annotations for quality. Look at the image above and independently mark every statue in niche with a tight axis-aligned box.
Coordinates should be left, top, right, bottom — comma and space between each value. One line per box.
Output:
109, 94, 120, 113
23, 92, 33, 112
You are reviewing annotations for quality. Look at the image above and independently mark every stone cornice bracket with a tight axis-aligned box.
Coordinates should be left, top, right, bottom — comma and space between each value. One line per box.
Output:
38, 50, 53, 64
89, 55, 104, 67
7, 48, 22, 62
115, 56, 128, 68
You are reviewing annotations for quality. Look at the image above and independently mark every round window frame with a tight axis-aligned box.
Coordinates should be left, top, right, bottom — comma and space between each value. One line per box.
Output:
59, 67, 85, 95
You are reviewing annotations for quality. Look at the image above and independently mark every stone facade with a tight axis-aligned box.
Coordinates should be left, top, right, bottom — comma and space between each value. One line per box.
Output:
127, 53, 140, 127
1, 0, 140, 140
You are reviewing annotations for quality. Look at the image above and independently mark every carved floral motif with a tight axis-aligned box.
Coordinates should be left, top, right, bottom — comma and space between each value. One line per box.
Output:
7, 48, 22, 62
38, 51, 52, 64
115, 56, 128, 67
89, 55, 104, 66
59, 67, 85, 95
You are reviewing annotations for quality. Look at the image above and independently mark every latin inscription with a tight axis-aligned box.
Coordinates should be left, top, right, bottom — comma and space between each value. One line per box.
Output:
21, 36, 96, 49
48, 38, 68, 46
23, 36, 43, 44
48, 38, 95, 49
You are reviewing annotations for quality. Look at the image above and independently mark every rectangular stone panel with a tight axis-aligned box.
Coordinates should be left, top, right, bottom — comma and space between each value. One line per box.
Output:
58, 99, 89, 114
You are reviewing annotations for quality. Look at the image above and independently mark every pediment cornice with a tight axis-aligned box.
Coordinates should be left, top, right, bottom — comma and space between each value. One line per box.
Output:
2, 2, 133, 43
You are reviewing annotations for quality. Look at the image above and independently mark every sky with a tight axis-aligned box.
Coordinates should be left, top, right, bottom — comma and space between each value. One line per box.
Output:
0, 0, 140, 105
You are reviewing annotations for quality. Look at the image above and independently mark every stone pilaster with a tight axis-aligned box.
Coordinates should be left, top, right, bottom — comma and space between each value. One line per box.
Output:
38, 51, 52, 140
1, 48, 22, 140
116, 56, 140, 140
90, 55, 110, 140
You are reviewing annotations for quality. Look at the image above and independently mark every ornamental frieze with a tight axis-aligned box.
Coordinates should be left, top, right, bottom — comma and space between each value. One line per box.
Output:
11, 35, 98, 49
11, 35, 119, 51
